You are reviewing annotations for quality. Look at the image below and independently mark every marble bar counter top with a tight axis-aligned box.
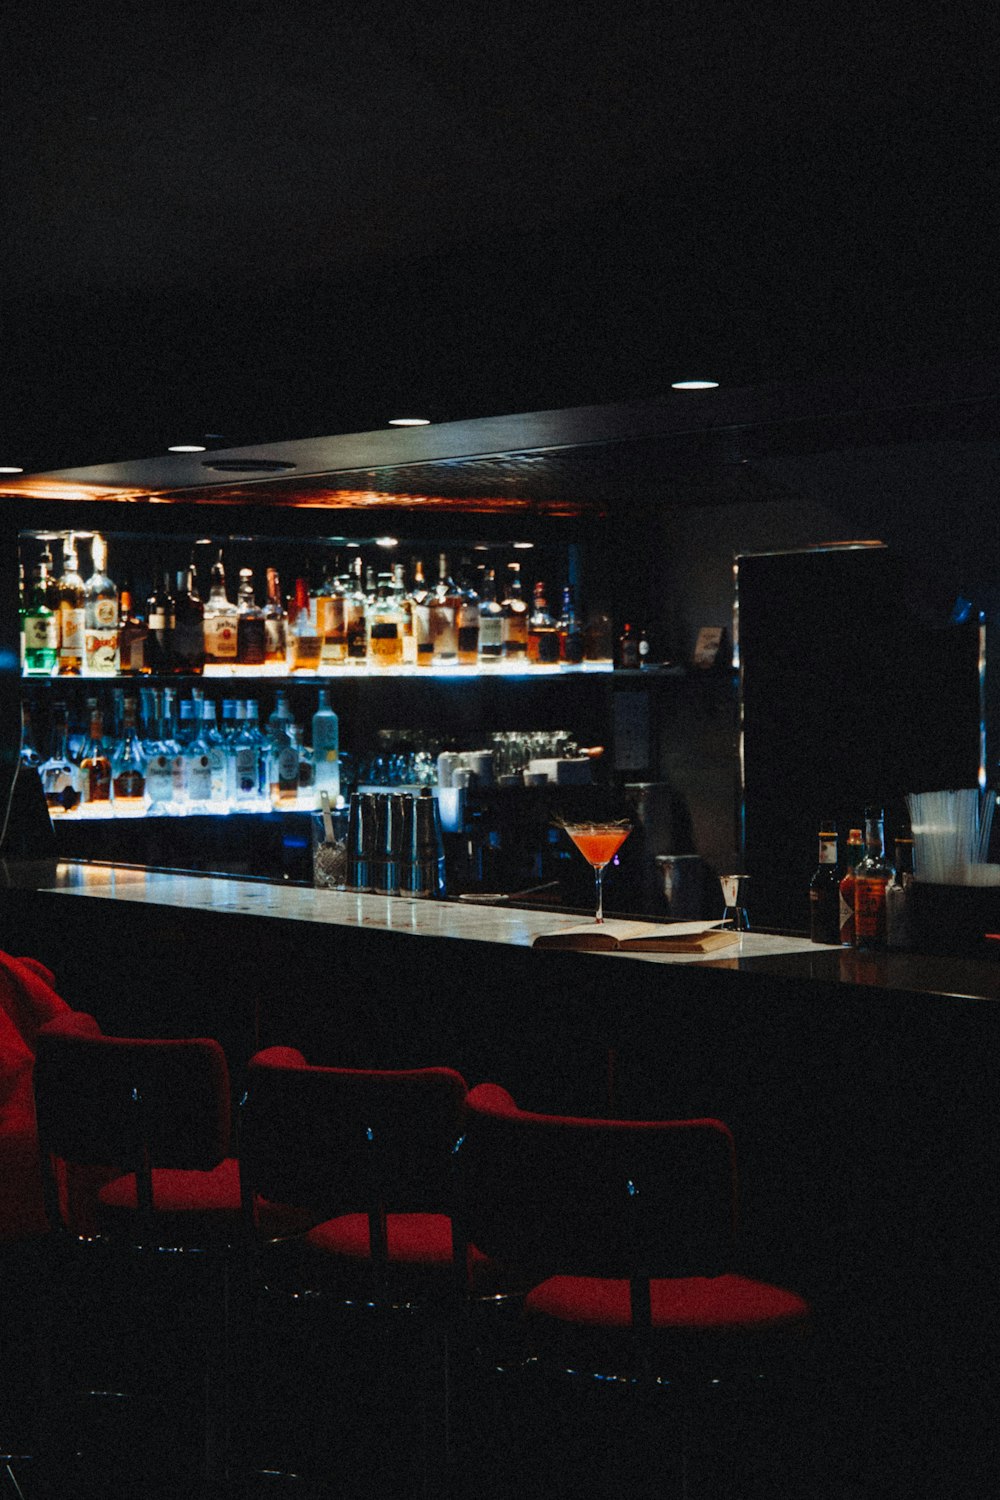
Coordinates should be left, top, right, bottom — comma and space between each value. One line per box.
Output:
8, 859, 1000, 1003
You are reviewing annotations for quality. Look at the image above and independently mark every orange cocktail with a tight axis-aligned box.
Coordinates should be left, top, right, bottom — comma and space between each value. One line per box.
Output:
563, 821, 631, 923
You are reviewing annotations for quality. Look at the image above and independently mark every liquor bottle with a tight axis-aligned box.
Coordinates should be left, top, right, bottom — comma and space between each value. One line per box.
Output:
345, 557, 369, 665
368, 574, 404, 667
232, 702, 263, 809
392, 563, 416, 666
268, 715, 301, 808
583, 608, 614, 662
838, 827, 864, 945
236, 568, 267, 666
243, 699, 270, 806
477, 568, 504, 662
117, 580, 149, 675
456, 560, 480, 665
18, 562, 26, 670
19, 702, 41, 769
409, 559, 434, 667
853, 806, 894, 950
430, 553, 460, 663
144, 691, 176, 816
145, 571, 177, 674
173, 564, 206, 674
111, 695, 147, 815
181, 702, 219, 813
79, 704, 112, 808
263, 568, 288, 665
558, 585, 585, 664
202, 551, 239, 665
638, 629, 652, 668
809, 821, 840, 944
40, 702, 82, 814
501, 563, 528, 660
84, 534, 119, 675
266, 688, 295, 742
56, 535, 86, 675
200, 699, 230, 809
317, 562, 348, 668
312, 688, 341, 806
23, 560, 59, 676
527, 582, 560, 664
618, 621, 640, 669
886, 832, 915, 951
289, 577, 321, 671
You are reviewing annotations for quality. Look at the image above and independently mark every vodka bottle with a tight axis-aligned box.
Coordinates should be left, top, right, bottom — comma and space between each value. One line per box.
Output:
200, 699, 230, 809
430, 553, 460, 662
111, 695, 147, 816
144, 692, 176, 816
312, 688, 341, 806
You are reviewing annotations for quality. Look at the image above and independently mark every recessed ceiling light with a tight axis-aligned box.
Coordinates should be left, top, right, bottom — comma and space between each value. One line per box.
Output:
671, 379, 719, 390
388, 417, 431, 427
168, 444, 207, 453
513, 541, 535, 550
0, 465, 24, 474
375, 536, 399, 548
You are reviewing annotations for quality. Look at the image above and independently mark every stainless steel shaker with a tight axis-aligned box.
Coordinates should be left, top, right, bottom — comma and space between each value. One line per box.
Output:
399, 788, 446, 898
346, 791, 377, 891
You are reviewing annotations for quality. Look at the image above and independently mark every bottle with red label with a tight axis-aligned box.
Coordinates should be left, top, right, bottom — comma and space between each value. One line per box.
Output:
853, 806, 894, 950
838, 826, 864, 945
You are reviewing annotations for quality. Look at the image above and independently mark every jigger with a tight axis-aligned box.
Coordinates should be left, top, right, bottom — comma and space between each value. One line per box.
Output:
719, 873, 751, 931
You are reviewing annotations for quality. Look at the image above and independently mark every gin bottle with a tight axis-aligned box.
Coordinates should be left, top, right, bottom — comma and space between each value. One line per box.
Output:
84, 534, 119, 675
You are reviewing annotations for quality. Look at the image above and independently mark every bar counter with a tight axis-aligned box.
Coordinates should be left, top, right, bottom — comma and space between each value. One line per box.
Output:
2, 858, 997, 1382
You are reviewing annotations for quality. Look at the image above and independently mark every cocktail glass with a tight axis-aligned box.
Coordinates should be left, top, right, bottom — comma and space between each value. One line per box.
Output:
563, 821, 631, 923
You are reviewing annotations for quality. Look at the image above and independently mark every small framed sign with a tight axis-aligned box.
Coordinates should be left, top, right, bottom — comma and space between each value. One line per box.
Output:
692, 626, 727, 669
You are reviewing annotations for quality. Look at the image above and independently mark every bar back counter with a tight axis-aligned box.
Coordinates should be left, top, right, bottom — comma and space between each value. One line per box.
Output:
3, 859, 997, 1407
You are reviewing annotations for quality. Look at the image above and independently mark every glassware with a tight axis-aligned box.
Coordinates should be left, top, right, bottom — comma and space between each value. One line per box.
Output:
562, 820, 631, 924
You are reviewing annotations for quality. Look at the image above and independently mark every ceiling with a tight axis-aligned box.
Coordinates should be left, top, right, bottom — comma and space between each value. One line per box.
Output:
4, 4, 1000, 477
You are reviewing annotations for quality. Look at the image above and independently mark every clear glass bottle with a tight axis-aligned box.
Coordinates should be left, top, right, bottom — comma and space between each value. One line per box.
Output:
56, 534, 86, 676
117, 580, 149, 676
430, 553, 461, 663
477, 568, 504, 662
886, 833, 915, 951
456, 560, 480, 665
23, 559, 59, 676
268, 716, 301, 808
40, 701, 82, 814
263, 567, 287, 666
79, 704, 112, 809
289, 578, 321, 672
203, 550, 239, 665
368, 574, 404, 667
809, 822, 840, 944
235, 568, 267, 666
557, 585, 584, 664
243, 698, 270, 806
200, 699, 230, 809
111, 695, 147, 816
144, 690, 176, 816
173, 564, 206, 675
181, 702, 216, 813
84, 534, 119, 675
345, 556, 369, 666
853, 806, 894, 950
312, 687, 341, 806
392, 563, 416, 666
232, 701, 263, 809
501, 563, 528, 661
527, 582, 560, 665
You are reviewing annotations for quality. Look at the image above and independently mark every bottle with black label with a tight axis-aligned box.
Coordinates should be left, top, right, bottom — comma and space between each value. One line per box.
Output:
809, 821, 840, 944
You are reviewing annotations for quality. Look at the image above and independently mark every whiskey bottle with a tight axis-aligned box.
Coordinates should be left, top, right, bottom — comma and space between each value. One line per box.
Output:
56, 535, 86, 676
886, 833, 915, 951
808, 821, 840, 944
289, 578, 322, 672
111, 695, 147, 815
203, 551, 239, 665
236, 568, 267, 666
853, 806, 894, 950
477, 568, 504, 661
173, 565, 206, 675
263, 568, 288, 665
317, 562, 347, 668
345, 557, 369, 665
838, 827, 864, 945
501, 563, 528, 660
79, 705, 112, 808
83, 534, 119, 675
527, 582, 560, 664
118, 581, 149, 675
456, 561, 480, 665
409, 559, 434, 667
367, 574, 404, 667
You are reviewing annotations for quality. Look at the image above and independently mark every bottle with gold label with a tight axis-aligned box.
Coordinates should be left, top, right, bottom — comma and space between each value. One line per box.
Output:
853, 806, 894, 950
57, 535, 86, 675
289, 578, 321, 672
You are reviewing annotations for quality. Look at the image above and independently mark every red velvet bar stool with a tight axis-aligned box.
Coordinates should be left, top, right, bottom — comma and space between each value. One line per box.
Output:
456, 1084, 813, 1500
31, 1012, 254, 1497
237, 1048, 472, 1495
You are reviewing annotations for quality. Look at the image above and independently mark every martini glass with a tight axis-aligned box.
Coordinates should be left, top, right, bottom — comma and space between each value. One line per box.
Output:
563, 821, 631, 923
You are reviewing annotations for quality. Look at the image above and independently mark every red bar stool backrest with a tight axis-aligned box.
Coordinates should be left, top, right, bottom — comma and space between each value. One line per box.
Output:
240, 1048, 468, 1222
460, 1085, 739, 1282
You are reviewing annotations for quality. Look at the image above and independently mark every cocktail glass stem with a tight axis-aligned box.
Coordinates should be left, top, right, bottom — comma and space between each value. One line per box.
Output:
594, 864, 606, 923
